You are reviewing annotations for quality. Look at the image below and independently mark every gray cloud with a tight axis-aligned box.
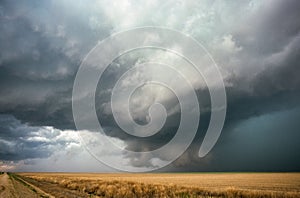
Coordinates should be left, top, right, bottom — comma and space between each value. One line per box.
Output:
0, 0, 299, 171
0, 114, 119, 172
0, 114, 78, 161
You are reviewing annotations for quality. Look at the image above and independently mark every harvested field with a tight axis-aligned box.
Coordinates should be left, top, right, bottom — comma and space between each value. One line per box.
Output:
16, 172, 300, 198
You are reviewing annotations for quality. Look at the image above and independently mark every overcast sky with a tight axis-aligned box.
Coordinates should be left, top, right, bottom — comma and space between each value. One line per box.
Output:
0, 0, 300, 172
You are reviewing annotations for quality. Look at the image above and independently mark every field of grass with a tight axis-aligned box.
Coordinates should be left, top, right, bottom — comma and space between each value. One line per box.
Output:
17, 172, 300, 198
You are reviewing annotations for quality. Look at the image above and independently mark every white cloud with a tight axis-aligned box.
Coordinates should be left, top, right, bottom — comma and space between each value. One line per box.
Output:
0, 115, 124, 172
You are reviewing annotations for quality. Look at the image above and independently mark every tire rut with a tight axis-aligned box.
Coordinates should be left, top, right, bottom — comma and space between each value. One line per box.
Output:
19, 176, 95, 198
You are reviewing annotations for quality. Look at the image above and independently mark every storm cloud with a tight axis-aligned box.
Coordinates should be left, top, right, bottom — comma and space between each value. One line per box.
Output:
0, 0, 299, 171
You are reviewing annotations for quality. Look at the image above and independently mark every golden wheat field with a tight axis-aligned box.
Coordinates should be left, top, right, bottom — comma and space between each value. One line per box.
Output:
12, 172, 300, 198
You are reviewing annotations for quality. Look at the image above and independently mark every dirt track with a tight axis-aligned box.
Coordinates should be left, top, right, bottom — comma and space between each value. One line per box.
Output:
19, 175, 93, 198
0, 173, 40, 198
0, 172, 92, 198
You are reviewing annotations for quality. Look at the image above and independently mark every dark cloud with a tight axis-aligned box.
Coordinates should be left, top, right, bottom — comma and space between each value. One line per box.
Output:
238, 0, 300, 56
0, 0, 299, 171
0, 0, 111, 129
0, 114, 79, 161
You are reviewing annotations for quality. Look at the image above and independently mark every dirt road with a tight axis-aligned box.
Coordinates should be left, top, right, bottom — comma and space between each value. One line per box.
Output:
19, 176, 94, 198
0, 173, 95, 198
0, 173, 41, 198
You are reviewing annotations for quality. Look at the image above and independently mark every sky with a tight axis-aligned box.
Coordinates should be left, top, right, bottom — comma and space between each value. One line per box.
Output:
0, 0, 300, 172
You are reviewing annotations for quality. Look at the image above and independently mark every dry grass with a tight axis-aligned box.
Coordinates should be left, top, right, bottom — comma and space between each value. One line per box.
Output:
18, 173, 300, 198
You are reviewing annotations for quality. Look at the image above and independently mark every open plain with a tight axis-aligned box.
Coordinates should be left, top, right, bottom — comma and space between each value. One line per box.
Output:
0, 172, 296, 197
